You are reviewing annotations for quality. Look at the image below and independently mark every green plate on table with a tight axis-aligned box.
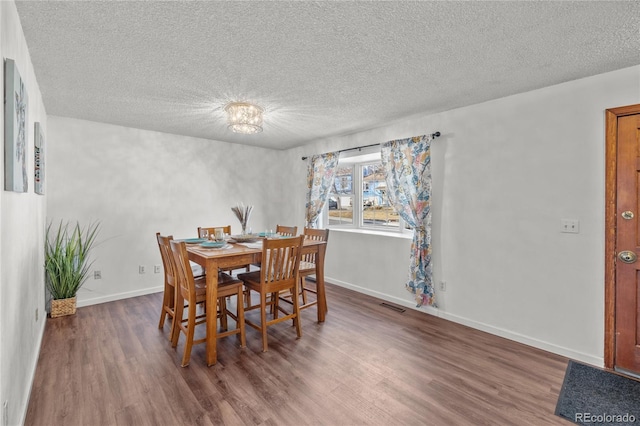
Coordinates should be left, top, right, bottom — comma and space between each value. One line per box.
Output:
184, 238, 206, 244
200, 241, 226, 248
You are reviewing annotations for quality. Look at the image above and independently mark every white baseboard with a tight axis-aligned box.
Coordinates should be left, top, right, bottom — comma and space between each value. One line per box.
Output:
326, 276, 440, 316
326, 276, 603, 368
437, 311, 603, 367
77, 286, 163, 308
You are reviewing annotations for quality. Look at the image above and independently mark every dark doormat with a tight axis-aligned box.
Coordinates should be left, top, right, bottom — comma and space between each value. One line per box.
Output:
555, 360, 640, 425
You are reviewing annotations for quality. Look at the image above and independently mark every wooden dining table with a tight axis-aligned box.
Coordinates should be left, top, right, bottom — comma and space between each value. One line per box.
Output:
186, 237, 328, 366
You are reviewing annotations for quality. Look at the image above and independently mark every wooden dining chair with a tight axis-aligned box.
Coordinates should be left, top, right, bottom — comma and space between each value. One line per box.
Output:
276, 224, 297, 237
169, 240, 246, 367
156, 233, 181, 338
253, 225, 297, 309
158, 233, 214, 338
238, 235, 305, 352
279, 228, 330, 314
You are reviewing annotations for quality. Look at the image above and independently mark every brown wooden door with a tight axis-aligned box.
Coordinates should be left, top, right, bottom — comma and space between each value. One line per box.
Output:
613, 111, 640, 375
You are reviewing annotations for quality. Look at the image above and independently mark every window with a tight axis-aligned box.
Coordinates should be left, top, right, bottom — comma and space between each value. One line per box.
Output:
326, 164, 354, 226
324, 150, 410, 234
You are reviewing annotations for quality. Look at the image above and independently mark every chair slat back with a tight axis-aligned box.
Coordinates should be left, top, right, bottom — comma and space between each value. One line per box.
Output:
157, 233, 178, 287
302, 228, 329, 263
276, 224, 297, 237
261, 235, 304, 284
170, 240, 197, 300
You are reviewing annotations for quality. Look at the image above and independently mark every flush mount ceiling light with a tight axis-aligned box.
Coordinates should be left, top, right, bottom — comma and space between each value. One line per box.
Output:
224, 102, 264, 134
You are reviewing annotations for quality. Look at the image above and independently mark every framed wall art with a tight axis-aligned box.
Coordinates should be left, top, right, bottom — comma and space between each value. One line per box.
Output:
4, 58, 29, 193
34, 122, 44, 195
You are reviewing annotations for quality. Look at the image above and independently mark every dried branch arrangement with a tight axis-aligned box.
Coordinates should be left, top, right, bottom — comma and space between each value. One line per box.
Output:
231, 203, 253, 234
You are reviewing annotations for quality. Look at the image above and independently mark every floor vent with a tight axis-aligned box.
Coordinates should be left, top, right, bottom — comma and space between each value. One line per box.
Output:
380, 302, 406, 313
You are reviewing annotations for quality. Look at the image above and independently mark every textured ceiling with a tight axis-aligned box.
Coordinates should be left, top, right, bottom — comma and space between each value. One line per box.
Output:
14, 1, 640, 150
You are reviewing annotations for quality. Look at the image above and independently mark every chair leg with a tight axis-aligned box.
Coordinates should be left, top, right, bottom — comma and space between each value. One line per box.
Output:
158, 295, 167, 329
244, 288, 251, 308
292, 282, 302, 339
260, 291, 269, 352
181, 304, 197, 367
268, 292, 275, 316
272, 292, 280, 320
300, 277, 307, 305
171, 295, 184, 348
237, 289, 246, 348
219, 297, 228, 331
158, 284, 173, 329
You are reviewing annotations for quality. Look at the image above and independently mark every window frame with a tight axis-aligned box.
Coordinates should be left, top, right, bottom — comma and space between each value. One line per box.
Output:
322, 153, 412, 236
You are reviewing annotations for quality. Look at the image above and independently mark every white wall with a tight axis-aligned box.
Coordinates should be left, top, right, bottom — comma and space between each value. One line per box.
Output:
280, 66, 640, 366
0, 2, 47, 426
47, 117, 284, 306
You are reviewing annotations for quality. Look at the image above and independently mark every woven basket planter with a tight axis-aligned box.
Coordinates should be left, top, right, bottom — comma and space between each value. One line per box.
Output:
50, 297, 77, 318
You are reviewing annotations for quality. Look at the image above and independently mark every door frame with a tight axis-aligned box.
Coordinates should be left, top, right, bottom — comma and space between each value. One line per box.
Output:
604, 104, 640, 369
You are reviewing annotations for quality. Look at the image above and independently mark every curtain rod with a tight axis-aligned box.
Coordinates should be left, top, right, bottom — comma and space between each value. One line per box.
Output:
301, 131, 440, 161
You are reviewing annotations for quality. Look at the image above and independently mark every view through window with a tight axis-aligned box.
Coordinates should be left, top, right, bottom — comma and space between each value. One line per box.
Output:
326, 153, 406, 232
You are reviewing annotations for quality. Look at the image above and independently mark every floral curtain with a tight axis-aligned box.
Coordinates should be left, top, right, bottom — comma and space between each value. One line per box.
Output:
381, 134, 435, 307
305, 152, 340, 228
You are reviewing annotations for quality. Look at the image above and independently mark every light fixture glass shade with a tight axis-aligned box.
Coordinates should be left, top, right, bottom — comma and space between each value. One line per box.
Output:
224, 102, 264, 134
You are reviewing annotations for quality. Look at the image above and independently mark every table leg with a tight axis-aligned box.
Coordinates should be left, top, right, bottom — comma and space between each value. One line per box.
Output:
205, 258, 219, 366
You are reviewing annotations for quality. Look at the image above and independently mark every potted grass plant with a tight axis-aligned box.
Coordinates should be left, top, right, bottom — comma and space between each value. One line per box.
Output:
44, 220, 100, 318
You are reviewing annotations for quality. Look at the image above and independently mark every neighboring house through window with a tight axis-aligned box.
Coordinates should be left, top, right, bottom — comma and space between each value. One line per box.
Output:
323, 148, 410, 234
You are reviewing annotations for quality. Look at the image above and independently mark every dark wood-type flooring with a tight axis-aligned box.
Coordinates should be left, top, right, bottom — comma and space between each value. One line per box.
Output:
25, 282, 571, 425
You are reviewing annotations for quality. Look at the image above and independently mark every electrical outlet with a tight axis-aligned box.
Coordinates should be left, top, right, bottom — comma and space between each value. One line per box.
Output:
94, 270, 102, 279
154, 265, 161, 274
439, 281, 447, 292
561, 218, 580, 234
139, 265, 146, 274
35, 308, 38, 322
